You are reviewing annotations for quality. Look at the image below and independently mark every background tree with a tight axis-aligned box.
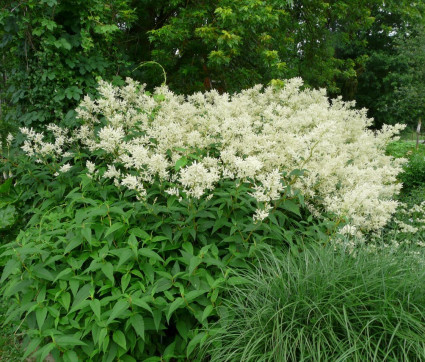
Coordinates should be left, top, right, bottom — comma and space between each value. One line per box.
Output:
1, 0, 424, 131
352, 0, 425, 128
0, 0, 137, 130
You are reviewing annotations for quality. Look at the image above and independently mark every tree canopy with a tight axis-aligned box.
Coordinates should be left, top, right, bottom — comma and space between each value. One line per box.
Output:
0, 0, 424, 130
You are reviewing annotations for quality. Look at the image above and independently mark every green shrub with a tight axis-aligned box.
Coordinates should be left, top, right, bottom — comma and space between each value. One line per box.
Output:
386, 140, 425, 191
0, 153, 334, 360
203, 244, 425, 361
401, 152, 425, 190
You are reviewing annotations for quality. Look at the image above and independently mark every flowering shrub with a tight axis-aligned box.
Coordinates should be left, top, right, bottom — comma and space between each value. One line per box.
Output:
0, 78, 407, 359
18, 77, 404, 232
0, 78, 347, 360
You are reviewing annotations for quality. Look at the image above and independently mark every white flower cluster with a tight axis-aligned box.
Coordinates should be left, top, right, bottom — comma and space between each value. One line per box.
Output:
19, 78, 405, 232
392, 201, 425, 235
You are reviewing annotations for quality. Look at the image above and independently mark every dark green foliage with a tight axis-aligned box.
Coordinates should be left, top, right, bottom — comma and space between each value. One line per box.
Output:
2, 0, 425, 130
0, 147, 336, 360
148, 0, 292, 94
203, 244, 425, 361
0, 0, 137, 129
353, 0, 425, 128
0, 298, 22, 361
386, 141, 425, 191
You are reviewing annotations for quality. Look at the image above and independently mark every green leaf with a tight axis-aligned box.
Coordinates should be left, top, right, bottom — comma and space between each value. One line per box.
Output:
121, 273, 131, 293
0, 205, 16, 229
81, 227, 92, 243
0, 178, 12, 194
202, 304, 214, 322
185, 289, 208, 303
107, 300, 129, 324
70, 284, 91, 312
55, 335, 87, 347
33, 266, 54, 281
153, 309, 162, 331
282, 200, 301, 217
117, 249, 134, 268
175, 156, 188, 171
130, 314, 145, 340
36, 308, 48, 329
139, 248, 163, 262
98, 328, 108, 348
176, 319, 190, 341
130, 228, 150, 240
227, 276, 249, 286
132, 298, 153, 315
101, 262, 115, 284
90, 299, 101, 320
105, 222, 124, 237
63, 350, 79, 362
61, 292, 71, 311
163, 341, 176, 358
186, 332, 206, 357
0, 259, 19, 283
166, 297, 184, 323
189, 256, 202, 275
64, 237, 83, 254
22, 338, 42, 359
54, 268, 73, 282
113, 330, 127, 350
54, 37, 72, 50
37, 343, 56, 361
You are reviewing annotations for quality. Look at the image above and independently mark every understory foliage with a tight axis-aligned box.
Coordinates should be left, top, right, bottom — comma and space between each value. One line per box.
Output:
0, 168, 329, 361
203, 244, 425, 361
386, 141, 425, 192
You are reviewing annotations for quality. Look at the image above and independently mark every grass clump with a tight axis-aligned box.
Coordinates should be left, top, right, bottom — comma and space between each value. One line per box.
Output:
203, 244, 425, 361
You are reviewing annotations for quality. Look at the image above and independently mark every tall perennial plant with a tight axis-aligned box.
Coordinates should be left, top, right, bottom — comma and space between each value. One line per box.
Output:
18, 78, 404, 234
0, 78, 407, 360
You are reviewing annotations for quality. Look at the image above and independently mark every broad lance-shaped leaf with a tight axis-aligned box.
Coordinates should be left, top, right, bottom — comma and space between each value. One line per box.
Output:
139, 248, 163, 262
107, 299, 129, 324
0, 259, 20, 283
101, 262, 114, 284
113, 330, 127, 350
131, 298, 153, 315
70, 284, 91, 312
98, 328, 108, 349
90, 299, 101, 320
54, 267, 73, 282
166, 297, 184, 323
105, 222, 124, 237
189, 256, 202, 275
282, 199, 301, 217
81, 227, 91, 243
63, 350, 79, 362
121, 273, 131, 293
186, 332, 207, 358
22, 338, 42, 359
130, 314, 145, 340
55, 335, 87, 347
184, 289, 209, 303
36, 308, 48, 329
61, 292, 71, 311
0, 178, 12, 193
202, 304, 214, 322
0, 205, 16, 229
